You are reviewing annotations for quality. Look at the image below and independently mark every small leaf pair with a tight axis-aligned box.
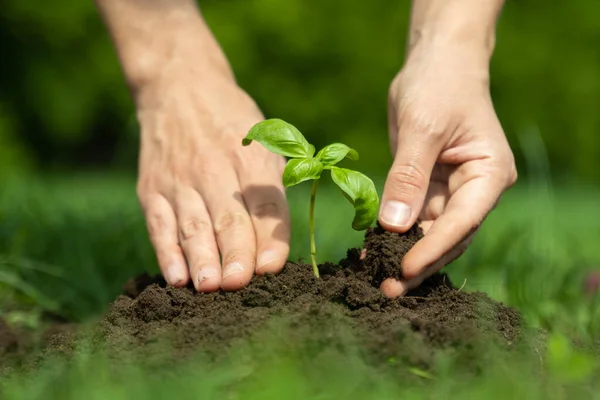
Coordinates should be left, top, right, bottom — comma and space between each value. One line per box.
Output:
242, 118, 380, 277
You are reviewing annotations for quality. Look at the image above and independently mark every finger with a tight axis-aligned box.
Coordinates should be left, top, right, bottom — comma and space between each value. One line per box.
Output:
239, 170, 291, 275
199, 170, 256, 292
419, 175, 451, 222
140, 193, 189, 287
380, 278, 405, 298
173, 187, 221, 293
402, 169, 503, 280
387, 93, 399, 153
379, 119, 446, 233
380, 231, 475, 298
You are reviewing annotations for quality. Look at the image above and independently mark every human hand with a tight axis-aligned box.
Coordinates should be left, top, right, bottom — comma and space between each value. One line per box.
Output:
378, 44, 517, 297
134, 52, 290, 292
94, 3, 290, 292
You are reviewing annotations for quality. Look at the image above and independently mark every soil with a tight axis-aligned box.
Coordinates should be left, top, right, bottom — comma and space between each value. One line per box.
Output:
362, 222, 424, 285
0, 223, 525, 374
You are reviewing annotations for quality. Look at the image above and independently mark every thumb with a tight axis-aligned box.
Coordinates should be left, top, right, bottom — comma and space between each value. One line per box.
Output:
379, 130, 443, 232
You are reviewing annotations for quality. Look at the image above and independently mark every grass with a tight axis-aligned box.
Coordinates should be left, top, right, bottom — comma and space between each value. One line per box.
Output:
0, 172, 599, 399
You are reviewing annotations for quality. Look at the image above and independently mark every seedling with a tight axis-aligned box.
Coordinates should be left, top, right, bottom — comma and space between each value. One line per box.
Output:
242, 118, 379, 277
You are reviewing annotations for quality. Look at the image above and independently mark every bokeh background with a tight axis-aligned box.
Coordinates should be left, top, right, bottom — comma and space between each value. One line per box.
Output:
2, 0, 600, 183
2, 2, 600, 394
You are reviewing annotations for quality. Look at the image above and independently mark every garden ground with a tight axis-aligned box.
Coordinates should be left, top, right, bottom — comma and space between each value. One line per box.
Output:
0, 173, 599, 399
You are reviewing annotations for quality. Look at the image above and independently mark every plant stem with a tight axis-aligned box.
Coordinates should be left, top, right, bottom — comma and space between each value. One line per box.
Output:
309, 179, 320, 278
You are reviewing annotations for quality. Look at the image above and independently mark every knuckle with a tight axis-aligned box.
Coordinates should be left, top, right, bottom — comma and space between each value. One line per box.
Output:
180, 218, 211, 241
507, 166, 518, 187
251, 201, 281, 219
387, 77, 401, 103
402, 107, 446, 139
389, 163, 428, 195
145, 210, 169, 238
136, 178, 164, 208
498, 150, 518, 188
195, 164, 225, 185
214, 212, 249, 235
136, 180, 151, 204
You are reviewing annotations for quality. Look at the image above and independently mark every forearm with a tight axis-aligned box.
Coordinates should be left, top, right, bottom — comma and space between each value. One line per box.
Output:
407, 0, 505, 64
94, 0, 233, 94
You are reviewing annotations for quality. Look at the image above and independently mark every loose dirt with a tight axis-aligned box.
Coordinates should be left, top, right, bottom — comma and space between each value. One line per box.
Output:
1, 223, 524, 373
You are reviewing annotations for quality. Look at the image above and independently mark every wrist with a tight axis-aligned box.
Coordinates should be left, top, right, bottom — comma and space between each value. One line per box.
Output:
406, 0, 503, 69
102, 7, 234, 101
405, 39, 492, 83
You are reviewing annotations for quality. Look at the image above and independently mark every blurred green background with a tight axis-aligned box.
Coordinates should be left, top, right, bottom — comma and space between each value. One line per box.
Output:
1, 0, 599, 183
1, 2, 600, 395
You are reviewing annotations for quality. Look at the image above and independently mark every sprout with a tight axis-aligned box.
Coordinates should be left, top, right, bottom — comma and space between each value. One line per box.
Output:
242, 119, 379, 277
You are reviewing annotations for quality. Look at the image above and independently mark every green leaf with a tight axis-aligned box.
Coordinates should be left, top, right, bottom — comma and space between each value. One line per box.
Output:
315, 143, 359, 166
329, 166, 379, 230
283, 158, 324, 187
242, 119, 315, 158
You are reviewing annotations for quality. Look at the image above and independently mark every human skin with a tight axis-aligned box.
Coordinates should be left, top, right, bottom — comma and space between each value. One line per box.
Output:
378, 0, 517, 297
94, 0, 290, 293
94, 0, 516, 296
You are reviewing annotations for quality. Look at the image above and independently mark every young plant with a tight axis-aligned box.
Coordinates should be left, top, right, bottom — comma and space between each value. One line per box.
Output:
242, 118, 380, 278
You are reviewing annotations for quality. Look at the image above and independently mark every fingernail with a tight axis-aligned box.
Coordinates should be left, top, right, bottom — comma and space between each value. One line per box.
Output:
223, 262, 244, 279
380, 201, 411, 227
257, 250, 278, 270
197, 267, 218, 283
166, 263, 186, 286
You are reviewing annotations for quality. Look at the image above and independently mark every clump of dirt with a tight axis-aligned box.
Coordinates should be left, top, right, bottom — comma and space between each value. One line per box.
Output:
362, 222, 424, 285
2, 223, 525, 373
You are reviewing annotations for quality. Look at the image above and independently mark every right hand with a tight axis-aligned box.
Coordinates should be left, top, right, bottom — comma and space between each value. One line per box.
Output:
378, 42, 517, 297
134, 61, 290, 293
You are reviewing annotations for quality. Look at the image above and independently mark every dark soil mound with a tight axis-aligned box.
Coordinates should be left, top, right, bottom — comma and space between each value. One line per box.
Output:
2, 223, 524, 373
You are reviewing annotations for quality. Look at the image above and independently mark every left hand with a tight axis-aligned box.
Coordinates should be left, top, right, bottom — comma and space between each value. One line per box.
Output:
378, 44, 518, 297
